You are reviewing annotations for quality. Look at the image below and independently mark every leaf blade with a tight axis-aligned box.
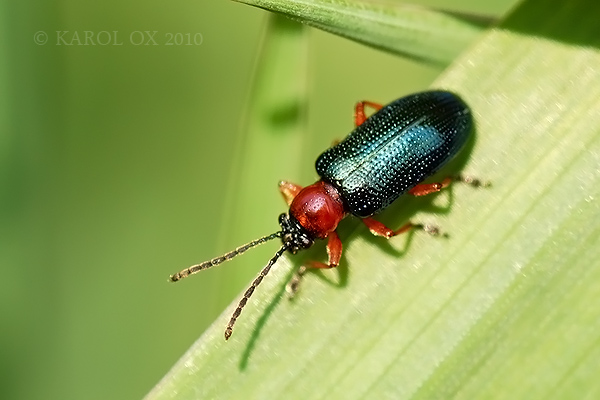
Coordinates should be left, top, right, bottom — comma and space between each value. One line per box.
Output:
148, 0, 600, 398
234, 0, 491, 64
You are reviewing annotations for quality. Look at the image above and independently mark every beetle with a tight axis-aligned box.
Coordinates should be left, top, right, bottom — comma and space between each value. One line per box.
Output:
170, 90, 483, 340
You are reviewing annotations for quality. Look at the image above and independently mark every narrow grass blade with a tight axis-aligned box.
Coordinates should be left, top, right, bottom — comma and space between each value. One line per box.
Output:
234, 0, 493, 64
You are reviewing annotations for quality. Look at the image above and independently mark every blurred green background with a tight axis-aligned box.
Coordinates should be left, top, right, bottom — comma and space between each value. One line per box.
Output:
1, 0, 516, 399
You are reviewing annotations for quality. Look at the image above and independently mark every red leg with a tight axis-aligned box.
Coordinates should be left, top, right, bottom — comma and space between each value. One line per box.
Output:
359, 176, 488, 245
409, 177, 452, 196
362, 217, 441, 238
354, 101, 384, 127
409, 175, 491, 197
310, 230, 342, 268
278, 180, 303, 206
287, 231, 342, 297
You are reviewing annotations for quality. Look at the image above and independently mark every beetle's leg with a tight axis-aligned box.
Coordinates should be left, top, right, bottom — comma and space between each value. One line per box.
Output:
362, 217, 441, 238
287, 231, 342, 297
354, 101, 384, 127
409, 175, 490, 197
409, 177, 452, 196
278, 180, 303, 206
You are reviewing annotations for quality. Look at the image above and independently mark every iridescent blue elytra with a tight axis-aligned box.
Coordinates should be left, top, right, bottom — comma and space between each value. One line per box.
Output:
315, 90, 472, 217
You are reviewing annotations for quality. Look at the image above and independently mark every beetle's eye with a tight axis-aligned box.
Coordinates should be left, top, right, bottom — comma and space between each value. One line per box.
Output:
300, 236, 312, 248
278, 213, 287, 224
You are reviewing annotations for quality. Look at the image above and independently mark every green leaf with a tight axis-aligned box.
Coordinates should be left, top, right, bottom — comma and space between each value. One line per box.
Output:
148, 0, 600, 398
234, 0, 493, 64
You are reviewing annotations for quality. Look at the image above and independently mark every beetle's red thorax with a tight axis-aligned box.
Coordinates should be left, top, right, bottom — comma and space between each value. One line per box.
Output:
289, 181, 346, 239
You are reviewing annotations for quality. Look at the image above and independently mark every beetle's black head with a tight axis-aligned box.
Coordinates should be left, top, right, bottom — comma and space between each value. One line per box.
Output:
278, 213, 314, 254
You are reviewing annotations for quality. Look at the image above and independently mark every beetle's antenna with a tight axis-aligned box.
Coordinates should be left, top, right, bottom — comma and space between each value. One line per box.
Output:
225, 245, 287, 340
170, 232, 283, 282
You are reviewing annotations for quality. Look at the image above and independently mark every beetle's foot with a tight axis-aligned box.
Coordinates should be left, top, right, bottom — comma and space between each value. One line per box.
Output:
286, 265, 307, 299
413, 223, 449, 238
455, 174, 491, 188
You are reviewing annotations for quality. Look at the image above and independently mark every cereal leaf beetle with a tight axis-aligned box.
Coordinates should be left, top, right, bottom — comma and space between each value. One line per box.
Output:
170, 90, 486, 340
